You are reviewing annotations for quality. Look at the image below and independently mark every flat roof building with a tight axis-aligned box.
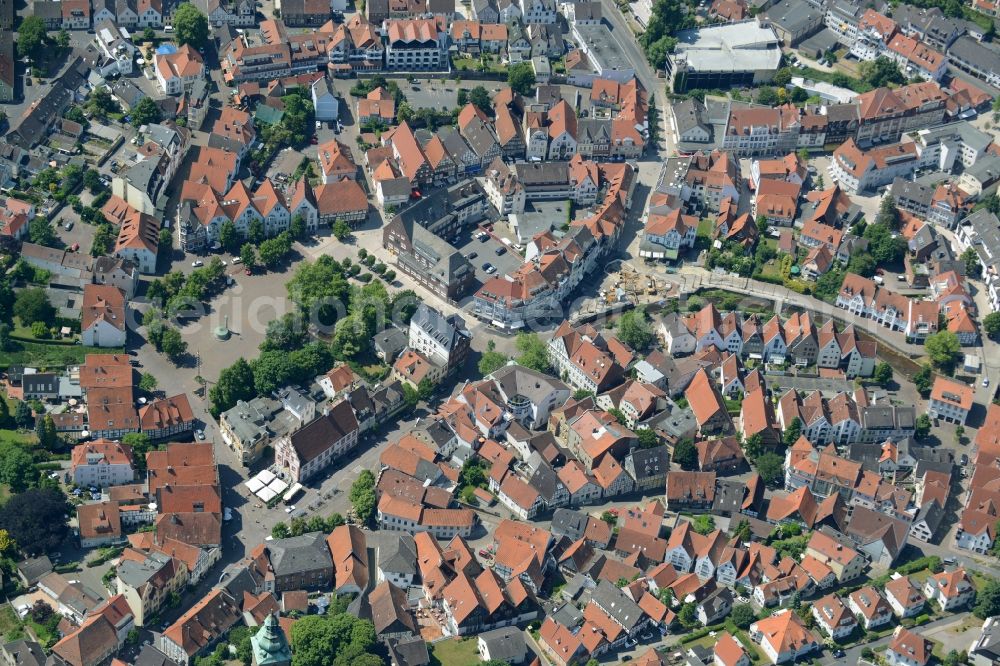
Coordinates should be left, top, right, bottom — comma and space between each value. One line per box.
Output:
667, 20, 782, 92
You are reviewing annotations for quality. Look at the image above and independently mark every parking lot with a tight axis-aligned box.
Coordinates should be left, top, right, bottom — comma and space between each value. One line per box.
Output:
454, 222, 526, 285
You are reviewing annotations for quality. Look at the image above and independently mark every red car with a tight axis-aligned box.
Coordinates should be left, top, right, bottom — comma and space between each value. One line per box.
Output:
479, 549, 489, 557
245, 268, 252, 276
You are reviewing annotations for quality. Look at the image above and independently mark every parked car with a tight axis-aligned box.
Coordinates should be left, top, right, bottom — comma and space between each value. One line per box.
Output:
63, 221, 73, 231
495, 246, 506, 256
195, 429, 206, 440
192, 260, 204, 267
468, 251, 478, 260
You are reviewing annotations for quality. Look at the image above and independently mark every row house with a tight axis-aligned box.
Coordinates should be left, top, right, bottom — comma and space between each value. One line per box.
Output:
854, 81, 949, 146
721, 106, 800, 158
829, 138, 920, 194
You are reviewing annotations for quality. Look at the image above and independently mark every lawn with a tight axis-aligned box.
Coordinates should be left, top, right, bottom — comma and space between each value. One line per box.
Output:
0, 606, 24, 642
0, 340, 119, 368
429, 637, 481, 666
451, 57, 506, 74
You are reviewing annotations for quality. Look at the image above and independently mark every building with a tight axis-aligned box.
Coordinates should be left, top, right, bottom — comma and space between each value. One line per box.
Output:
922, 568, 975, 611
71, 438, 135, 488
408, 305, 471, 376
139, 394, 196, 440
667, 21, 782, 92
80, 284, 127, 348
78, 502, 123, 548
263, 532, 333, 592
886, 626, 932, 666
383, 208, 476, 301
159, 589, 242, 666
384, 19, 448, 70
116, 551, 189, 627
273, 402, 360, 482
154, 45, 204, 96
927, 376, 973, 424
749, 609, 819, 664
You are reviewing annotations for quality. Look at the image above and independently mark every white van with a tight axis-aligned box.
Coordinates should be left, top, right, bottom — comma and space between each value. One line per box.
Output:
164, 24, 173, 32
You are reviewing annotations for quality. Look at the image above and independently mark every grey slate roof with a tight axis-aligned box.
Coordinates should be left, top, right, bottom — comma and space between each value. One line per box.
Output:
374, 533, 417, 576
17, 556, 53, 585
550, 508, 589, 542
490, 363, 569, 405
411, 304, 471, 354
267, 531, 332, 577
591, 580, 644, 631
479, 627, 528, 663
1, 640, 46, 666
374, 327, 408, 361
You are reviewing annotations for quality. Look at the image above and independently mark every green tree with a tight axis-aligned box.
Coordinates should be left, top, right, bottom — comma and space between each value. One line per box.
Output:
915, 413, 932, 439
782, 417, 802, 447
0, 443, 36, 493
925, 330, 961, 371
130, 96, 163, 127
0, 395, 10, 429
0, 489, 72, 555
0, 323, 10, 352
122, 432, 153, 474
261, 312, 310, 353
14, 401, 34, 429
456, 89, 469, 107
873, 362, 893, 387
272, 522, 290, 539
692, 514, 715, 535
730, 603, 756, 630
756, 87, 778, 106
158, 227, 173, 254
617, 307, 653, 350
210, 358, 256, 416
91, 224, 116, 257
963, 247, 983, 279
678, 602, 699, 628
975, 578, 1000, 618
637, 429, 659, 449
773, 67, 793, 86
28, 217, 56, 246
417, 378, 435, 401
515, 332, 551, 373
290, 215, 307, 240
14, 288, 55, 325
240, 243, 258, 269
987, 312, 1000, 339
876, 195, 901, 230
859, 56, 905, 88
259, 233, 292, 268
159, 327, 187, 362
507, 62, 537, 96
332, 218, 352, 241
847, 252, 877, 278
672, 438, 697, 470
732, 519, 752, 543
863, 223, 906, 264
914, 364, 934, 395
17, 16, 48, 63
36, 414, 58, 451
219, 220, 239, 253
349, 470, 376, 524
478, 340, 508, 376
743, 433, 764, 460
756, 452, 785, 487
141, 26, 156, 41
469, 86, 491, 111
139, 372, 158, 392
174, 3, 210, 48
247, 219, 265, 245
